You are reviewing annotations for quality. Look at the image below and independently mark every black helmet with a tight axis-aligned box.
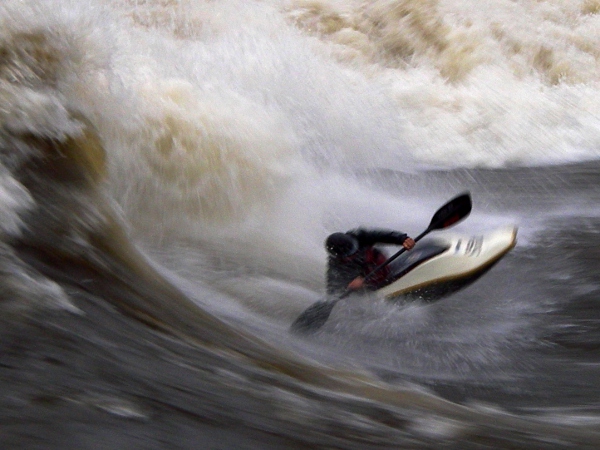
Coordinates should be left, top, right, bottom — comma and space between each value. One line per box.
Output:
325, 232, 358, 257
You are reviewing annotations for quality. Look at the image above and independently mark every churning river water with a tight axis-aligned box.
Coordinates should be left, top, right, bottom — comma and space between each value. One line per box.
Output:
2, 0, 600, 448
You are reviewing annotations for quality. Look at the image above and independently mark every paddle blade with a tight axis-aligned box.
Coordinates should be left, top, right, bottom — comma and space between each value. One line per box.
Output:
428, 192, 472, 231
290, 300, 336, 333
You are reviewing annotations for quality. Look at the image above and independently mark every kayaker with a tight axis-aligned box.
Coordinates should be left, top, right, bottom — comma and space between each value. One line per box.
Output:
325, 228, 415, 295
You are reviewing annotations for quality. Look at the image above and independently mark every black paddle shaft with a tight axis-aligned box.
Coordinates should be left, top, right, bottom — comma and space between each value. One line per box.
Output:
290, 193, 472, 333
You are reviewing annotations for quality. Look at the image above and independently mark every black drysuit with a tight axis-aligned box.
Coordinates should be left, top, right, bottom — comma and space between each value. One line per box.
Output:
326, 228, 408, 296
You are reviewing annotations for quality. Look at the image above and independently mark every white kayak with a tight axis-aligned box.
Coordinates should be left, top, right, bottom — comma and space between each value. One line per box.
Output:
376, 225, 518, 301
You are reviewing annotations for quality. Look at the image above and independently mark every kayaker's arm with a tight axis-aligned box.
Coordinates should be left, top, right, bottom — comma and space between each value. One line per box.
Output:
349, 228, 415, 248
344, 229, 415, 291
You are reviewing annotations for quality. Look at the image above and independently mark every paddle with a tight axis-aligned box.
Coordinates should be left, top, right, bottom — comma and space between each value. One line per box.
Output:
290, 192, 472, 333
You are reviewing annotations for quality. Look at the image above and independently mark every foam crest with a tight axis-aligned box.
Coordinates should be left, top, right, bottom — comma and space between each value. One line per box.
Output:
286, 0, 479, 82
286, 0, 600, 84
284, 0, 600, 167
109, 79, 300, 237
435, 0, 600, 85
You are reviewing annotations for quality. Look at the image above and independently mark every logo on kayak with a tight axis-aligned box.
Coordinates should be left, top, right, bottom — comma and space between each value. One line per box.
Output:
466, 236, 483, 256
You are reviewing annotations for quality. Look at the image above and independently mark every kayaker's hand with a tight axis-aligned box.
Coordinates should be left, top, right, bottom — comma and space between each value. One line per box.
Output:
348, 276, 365, 290
403, 237, 415, 250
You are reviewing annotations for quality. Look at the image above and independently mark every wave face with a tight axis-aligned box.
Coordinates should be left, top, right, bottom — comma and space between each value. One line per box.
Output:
1, 0, 600, 449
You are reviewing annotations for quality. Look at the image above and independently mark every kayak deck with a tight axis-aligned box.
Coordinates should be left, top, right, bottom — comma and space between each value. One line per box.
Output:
377, 226, 518, 301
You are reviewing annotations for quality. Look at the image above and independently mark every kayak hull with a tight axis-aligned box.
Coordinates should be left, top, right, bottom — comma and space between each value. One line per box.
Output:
376, 225, 518, 302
